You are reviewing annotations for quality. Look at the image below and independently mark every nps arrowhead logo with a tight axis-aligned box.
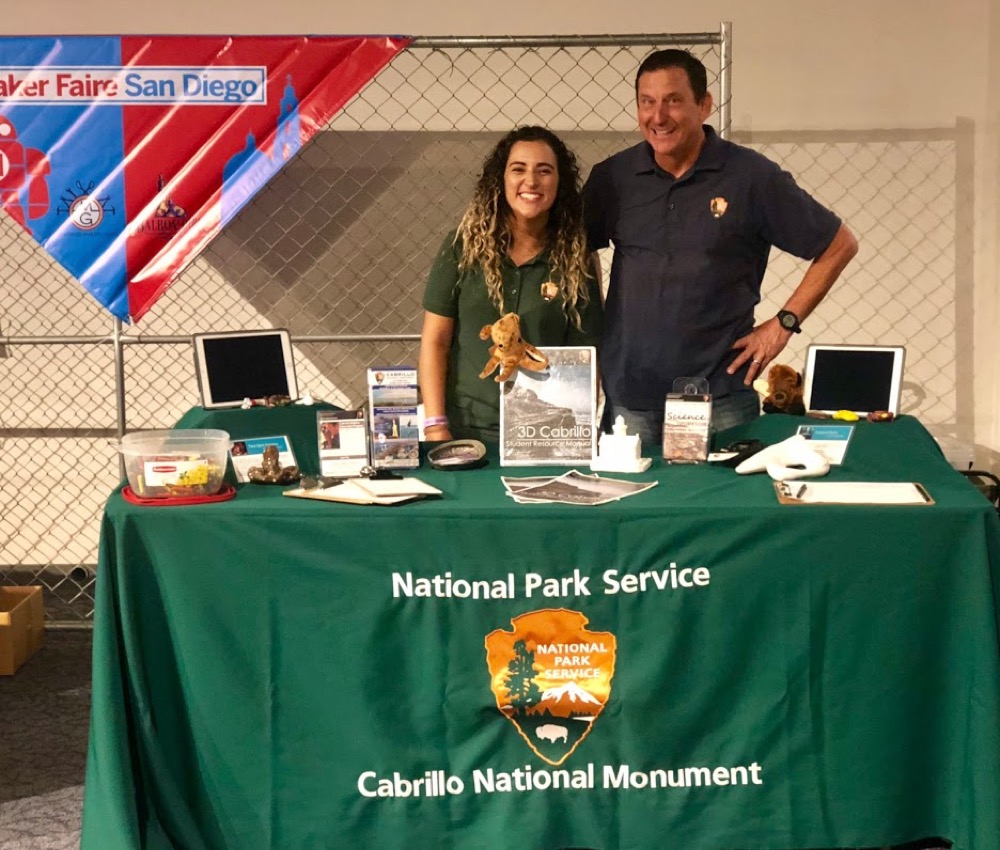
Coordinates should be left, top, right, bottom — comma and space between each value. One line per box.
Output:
485, 609, 617, 766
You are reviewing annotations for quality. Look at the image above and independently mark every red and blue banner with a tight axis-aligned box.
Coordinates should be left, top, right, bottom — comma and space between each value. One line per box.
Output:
0, 35, 408, 321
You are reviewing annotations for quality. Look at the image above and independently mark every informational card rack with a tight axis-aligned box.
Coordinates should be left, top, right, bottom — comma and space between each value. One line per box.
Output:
499, 346, 597, 467
317, 408, 370, 478
229, 435, 297, 483
367, 367, 420, 470
662, 393, 712, 463
795, 423, 855, 465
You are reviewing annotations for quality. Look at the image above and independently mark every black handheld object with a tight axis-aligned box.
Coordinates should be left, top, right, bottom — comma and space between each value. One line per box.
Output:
710, 439, 766, 469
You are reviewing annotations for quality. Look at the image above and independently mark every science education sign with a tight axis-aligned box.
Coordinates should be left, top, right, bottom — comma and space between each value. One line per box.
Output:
0, 35, 408, 321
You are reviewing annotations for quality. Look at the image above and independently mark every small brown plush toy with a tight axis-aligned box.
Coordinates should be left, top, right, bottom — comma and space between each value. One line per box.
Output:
754, 363, 806, 415
478, 313, 549, 382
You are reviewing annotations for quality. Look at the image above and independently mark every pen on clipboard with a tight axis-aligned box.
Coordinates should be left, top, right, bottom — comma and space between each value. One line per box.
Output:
794, 483, 808, 499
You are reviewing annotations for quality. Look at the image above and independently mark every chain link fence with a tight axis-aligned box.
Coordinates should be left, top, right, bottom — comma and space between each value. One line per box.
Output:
0, 28, 969, 625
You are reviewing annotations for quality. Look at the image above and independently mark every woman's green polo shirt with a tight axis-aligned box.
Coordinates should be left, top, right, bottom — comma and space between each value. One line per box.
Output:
422, 232, 602, 442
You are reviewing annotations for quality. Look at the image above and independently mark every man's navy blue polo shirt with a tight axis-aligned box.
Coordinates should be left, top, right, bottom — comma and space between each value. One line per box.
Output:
584, 125, 841, 410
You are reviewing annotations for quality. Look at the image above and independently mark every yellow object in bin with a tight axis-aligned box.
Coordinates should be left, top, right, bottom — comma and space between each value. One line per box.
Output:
0, 586, 44, 675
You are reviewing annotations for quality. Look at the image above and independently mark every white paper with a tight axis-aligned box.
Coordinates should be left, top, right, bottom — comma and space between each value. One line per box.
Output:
354, 477, 443, 498
789, 481, 929, 505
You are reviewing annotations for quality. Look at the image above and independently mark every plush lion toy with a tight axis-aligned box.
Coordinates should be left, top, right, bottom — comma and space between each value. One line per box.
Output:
753, 363, 806, 415
478, 312, 549, 382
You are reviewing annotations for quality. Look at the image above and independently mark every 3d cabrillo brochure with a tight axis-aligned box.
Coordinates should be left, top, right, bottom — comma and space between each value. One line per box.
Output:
499, 346, 597, 467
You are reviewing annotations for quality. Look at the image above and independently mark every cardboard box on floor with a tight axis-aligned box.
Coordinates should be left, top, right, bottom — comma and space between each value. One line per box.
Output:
0, 586, 44, 675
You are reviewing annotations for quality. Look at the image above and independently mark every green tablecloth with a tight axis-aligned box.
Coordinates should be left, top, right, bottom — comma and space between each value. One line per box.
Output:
83, 414, 1000, 850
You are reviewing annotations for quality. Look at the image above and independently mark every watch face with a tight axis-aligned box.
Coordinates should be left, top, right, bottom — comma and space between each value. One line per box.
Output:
779, 311, 798, 330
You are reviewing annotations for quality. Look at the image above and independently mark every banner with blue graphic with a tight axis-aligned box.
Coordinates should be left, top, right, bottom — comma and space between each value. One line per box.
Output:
0, 35, 408, 321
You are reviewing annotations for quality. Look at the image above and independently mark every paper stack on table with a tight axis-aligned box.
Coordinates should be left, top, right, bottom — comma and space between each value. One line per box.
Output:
502, 470, 657, 506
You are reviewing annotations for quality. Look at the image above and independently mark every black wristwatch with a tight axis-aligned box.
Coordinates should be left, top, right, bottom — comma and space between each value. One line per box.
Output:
777, 309, 802, 333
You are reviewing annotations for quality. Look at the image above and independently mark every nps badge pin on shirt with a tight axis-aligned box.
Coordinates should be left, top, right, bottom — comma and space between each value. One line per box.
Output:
710, 197, 729, 218
540, 280, 559, 301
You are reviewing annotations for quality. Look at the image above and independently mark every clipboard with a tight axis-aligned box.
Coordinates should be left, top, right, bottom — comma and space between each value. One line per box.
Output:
774, 481, 934, 506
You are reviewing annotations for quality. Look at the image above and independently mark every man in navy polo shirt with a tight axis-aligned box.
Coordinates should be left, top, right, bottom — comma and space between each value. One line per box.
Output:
583, 49, 858, 447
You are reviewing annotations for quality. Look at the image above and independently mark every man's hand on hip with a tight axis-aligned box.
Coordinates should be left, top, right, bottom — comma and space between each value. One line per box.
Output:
728, 318, 794, 385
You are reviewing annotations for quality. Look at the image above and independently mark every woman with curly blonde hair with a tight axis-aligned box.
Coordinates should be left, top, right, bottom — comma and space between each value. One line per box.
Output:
419, 126, 602, 442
